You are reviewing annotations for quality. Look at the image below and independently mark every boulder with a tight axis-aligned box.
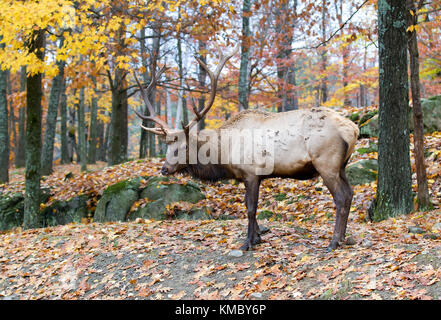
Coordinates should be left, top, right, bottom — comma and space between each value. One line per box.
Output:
359, 114, 379, 138
0, 193, 24, 231
345, 159, 378, 185
0, 189, 51, 231
94, 178, 141, 222
359, 110, 378, 126
42, 195, 89, 227
410, 95, 441, 133
128, 176, 206, 221
140, 176, 205, 204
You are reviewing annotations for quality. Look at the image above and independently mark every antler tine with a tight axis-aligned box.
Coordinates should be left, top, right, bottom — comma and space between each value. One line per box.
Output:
133, 67, 170, 134
184, 44, 240, 133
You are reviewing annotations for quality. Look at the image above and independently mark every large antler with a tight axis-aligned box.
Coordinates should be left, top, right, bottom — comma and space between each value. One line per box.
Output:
183, 44, 240, 135
134, 66, 170, 135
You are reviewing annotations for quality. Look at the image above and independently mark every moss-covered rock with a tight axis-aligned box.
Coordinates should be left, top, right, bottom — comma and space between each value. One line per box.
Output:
94, 178, 141, 222
128, 177, 206, 221
140, 176, 205, 204
345, 159, 378, 185
0, 189, 51, 231
175, 207, 212, 221
0, 193, 25, 231
359, 114, 379, 138
42, 195, 89, 227
359, 110, 378, 126
347, 112, 360, 124
410, 95, 441, 133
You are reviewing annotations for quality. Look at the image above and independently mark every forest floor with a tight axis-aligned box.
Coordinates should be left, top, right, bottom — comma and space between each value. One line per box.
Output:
1, 133, 441, 300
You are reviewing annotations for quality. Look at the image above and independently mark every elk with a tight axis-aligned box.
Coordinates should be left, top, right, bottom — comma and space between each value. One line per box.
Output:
134, 45, 359, 251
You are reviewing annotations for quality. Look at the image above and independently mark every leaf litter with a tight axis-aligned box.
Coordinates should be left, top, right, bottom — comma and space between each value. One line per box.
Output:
0, 134, 440, 300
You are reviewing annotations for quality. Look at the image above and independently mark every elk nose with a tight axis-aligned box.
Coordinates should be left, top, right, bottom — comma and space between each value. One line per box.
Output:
161, 167, 168, 175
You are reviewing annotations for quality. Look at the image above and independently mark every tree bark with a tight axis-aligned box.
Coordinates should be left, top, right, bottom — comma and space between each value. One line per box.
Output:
59, 78, 69, 164
406, 0, 431, 209
24, 29, 45, 229
0, 37, 9, 183
275, 0, 298, 112
109, 21, 129, 165
320, 0, 328, 104
15, 67, 26, 168
238, 0, 252, 111
197, 40, 207, 131
41, 37, 65, 175
88, 76, 98, 164
138, 28, 151, 158
374, 0, 413, 221
78, 87, 87, 171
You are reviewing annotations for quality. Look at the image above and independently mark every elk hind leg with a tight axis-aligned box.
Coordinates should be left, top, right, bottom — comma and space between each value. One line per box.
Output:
315, 164, 353, 251
240, 177, 261, 251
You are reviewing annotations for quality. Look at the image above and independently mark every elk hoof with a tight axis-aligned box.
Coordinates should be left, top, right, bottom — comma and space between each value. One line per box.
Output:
240, 234, 262, 251
327, 239, 343, 252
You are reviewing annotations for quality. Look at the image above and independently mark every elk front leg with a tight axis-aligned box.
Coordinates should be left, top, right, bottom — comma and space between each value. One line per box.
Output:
240, 177, 261, 251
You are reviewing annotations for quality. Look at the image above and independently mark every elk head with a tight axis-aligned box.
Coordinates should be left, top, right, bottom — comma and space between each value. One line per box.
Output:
134, 44, 239, 176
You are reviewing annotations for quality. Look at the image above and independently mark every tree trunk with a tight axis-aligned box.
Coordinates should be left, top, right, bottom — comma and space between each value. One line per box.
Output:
177, 31, 188, 128
59, 78, 69, 164
320, 0, 328, 104
88, 76, 98, 164
41, 37, 65, 175
96, 120, 105, 161
24, 29, 45, 229
275, 0, 298, 112
374, 0, 413, 221
0, 38, 9, 183
197, 40, 207, 131
15, 67, 26, 168
238, 0, 252, 111
109, 21, 129, 165
138, 28, 150, 158
7, 71, 17, 167
407, 0, 431, 210
101, 121, 110, 161
78, 87, 87, 171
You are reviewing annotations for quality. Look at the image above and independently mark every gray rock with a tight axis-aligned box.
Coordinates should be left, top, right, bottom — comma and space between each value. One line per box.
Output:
228, 250, 244, 258
43, 195, 89, 226
345, 159, 378, 185
410, 95, 441, 133
408, 226, 426, 234
362, 239, 372, 248
94, 178, 141, 222
128, 177, 207, 221
345, 236, 357, 246
250, 292, 263, 299
359, 114, 379, 138
432, 222, 441, 231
